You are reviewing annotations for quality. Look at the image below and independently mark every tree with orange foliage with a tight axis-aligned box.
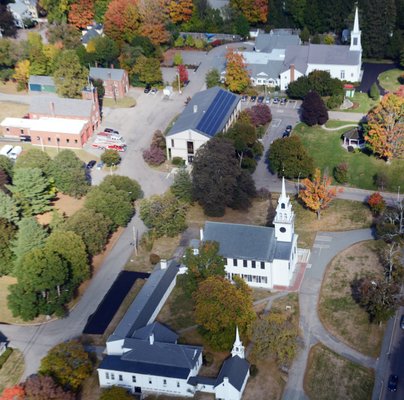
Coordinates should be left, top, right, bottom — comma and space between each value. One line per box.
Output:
365, 93, 404, 161
104, 0, 141, 43
299, 168, 342, 219
0, 385, 25, 400
138, 0, 170, 45
168, 0, 193, 24
225, 49, 250, 93
230, 0, 268, 23
68, 0, 95, 29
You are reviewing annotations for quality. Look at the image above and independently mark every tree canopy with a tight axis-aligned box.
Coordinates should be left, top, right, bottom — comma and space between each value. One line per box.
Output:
301, 91, 329, 126
225, 49, 250, 93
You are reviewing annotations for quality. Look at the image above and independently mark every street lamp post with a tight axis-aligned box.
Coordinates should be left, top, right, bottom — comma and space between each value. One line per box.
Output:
177, 73, 182, 94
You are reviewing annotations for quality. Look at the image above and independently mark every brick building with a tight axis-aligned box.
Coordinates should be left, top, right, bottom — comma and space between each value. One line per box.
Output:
89, 67, 129, 99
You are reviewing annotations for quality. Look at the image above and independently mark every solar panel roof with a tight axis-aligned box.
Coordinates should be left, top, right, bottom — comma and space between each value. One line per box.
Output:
196, 90, 236, 137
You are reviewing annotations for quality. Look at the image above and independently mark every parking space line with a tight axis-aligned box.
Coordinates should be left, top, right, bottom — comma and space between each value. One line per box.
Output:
271, 119, 281, 128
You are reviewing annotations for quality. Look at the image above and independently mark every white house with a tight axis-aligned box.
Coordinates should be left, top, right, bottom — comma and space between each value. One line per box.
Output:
243, 7, 362, 91
98, 260, 251, 399
165, 86, 241, 164
8, 0, 38, 28
197, 178, 299, 289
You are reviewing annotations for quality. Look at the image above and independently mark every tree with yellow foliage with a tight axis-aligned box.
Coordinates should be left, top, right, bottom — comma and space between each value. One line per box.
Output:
225, 49, 250, 93
13, 60, 30, 91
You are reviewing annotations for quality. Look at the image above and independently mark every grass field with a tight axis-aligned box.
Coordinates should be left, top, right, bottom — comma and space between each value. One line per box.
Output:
319, 241, 385, 357
103, 96, 136, 108
0, 349, 24, 393
343, 92, 378, 113
295, 122, 404, 191
0, 101, 28, 122
304, 343, 374, 400
378, 68, 403, 92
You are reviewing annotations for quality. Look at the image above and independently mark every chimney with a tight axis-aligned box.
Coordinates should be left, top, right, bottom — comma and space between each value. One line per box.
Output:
149, 333, 154, 345
199, 228, 204, 241
49, 101, 55, 117
193, 105, 198, 113
160, 259, 167, 270
290, 64, 295, 82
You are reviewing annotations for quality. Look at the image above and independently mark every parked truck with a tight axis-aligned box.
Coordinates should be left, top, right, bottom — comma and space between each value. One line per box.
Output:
96, 132, 125, 142
92, 136, 127, 152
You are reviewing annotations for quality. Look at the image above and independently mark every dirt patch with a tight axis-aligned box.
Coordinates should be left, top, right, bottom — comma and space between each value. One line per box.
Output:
0, 82, 27, 95
0, 349, 25, 393
304, 343, 374, 400
37, 193, 86, 225
318, 241, 385, 357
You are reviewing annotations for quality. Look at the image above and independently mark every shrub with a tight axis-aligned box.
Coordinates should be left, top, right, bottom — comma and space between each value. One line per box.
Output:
142, 146, 166, 166
149, 253, 161, 265
194, 38, 205, 49
172, 156, 185, 166
369, 82, 380, 100
185, 35, 195, 47
174, 36, 184, 47
101, 149, 121, 167
151, 130, 166, 150
367, 192, 386, 215
173, 52, 183, 66
327, 94, 343, 109
203, 352, 214, 366
301, 91, 329, 126
250, 104, 272, 126
250, 364, 259, 377
333, 162, 349, 184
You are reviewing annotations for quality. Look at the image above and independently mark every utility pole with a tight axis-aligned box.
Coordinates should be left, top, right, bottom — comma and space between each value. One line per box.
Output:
132, 225, 138, 256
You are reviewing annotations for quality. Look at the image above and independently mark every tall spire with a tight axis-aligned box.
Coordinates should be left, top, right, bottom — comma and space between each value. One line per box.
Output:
281, 176, 286, 199
231, 326, 245, 359
353, 6, 359, 33
350, 6, 362, 52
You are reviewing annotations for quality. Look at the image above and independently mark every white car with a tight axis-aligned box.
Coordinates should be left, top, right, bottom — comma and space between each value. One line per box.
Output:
151, 88, 158, 95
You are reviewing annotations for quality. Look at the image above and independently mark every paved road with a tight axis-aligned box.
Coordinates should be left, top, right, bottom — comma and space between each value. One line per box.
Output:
283, 229, 375, 400
357, 62, 398, 94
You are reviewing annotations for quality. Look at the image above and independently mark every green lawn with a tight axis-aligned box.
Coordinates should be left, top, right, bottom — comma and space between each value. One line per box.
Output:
343, 92, 378, 113
294, 122, 404, 191
378, 68, 403, 92
103, 96, 136, 108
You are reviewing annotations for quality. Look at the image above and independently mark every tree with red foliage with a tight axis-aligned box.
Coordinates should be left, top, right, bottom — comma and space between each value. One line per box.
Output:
230, 0, 268, 23
177, 64, 188, 84
367, 192, 386, 216
138, 0, 170, 45
24, 374, 75, 400
68, 0, 95, 29
301, 91, 329, 126
104, 0, 141, 43
0, 385, 25, 400
168, 0, 193, 24
250, 104, 272, 126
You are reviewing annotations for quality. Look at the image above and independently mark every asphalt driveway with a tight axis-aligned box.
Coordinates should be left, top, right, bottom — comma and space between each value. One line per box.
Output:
357, 62, 398, 94
83, 271, 149, 335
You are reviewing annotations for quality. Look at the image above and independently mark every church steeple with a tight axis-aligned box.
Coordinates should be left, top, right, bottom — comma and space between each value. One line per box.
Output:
231, 326, 245, 359
273, 177, 295, 242
350, 7, 362, 52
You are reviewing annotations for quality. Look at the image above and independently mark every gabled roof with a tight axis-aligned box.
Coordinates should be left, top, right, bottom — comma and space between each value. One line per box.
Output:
29, 96, 93, 119
307, 44, 361, 66
281, 45, 309, 74
28, 75, 55, 86
255, 30, 300, 53
167, 87, 240, 138
215, 355, 250, 391
108, 261, 179, 342
249, 60, 284, 80
131, 322, 178, 344
82, 29, 101, 44
90, 67, 125, 81
99, 355, 191, 379
203, 222, 277, 262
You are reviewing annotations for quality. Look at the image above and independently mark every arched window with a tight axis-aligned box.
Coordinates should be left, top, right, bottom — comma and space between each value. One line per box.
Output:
281, 203, 285, 209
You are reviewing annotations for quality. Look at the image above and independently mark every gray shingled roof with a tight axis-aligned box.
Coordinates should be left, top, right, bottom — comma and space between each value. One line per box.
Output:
90, 67, 125, 81
122, 341, 202, 370
108, 261, 179, 342
203, 222, 277, 262
28, 75, 55, 86
99, 355, 191, 379
255, 30, 300, 53
29, 96, 93, 118
307, 44, 361, 65
167, 86, 240, 138
274, 241, 293, 261
131, 322, 178, 343
82, 29, 101, 44
281, 45, 309, 74
249, 60, 284, 80
214, 356, 250, 391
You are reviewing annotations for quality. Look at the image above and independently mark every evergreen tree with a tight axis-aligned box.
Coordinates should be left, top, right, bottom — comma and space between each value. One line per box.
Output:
15, 149, 51, 175
0, 191, 19, 223
6, 168, 54, 216
369, 82, 380, 100
0, 154, 13, 178
171, 167, 193, 203
205, 68, 221, 89
12, 217, 48, 265
0, 218, 16, 276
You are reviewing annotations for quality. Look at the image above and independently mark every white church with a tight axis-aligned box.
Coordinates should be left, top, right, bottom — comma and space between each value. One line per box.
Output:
242, 7, 363, 90
196, 178, 299, 289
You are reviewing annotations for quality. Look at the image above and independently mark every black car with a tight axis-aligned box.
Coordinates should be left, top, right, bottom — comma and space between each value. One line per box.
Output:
257, 96, 264, 103
250, 96, 257, 102
144, 84, 151, 93
104, 128, 119, 135
282, 131, 290, 138
388, 374, 398, 392
400, 314, 404, 330
86, 160, 97, 169
285, 125, 293, 133
280, 98, 287, 105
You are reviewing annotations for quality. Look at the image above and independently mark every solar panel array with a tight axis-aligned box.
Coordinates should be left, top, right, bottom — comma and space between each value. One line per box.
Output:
196, 90, 236, 137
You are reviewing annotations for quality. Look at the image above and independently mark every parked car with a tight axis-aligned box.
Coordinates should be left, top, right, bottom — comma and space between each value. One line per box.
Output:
104, 128, 120, 135
280, 98, 287, 105
273, 97, 280, 104
250, 96, 257, 102
86, 160, 96, 169
151, 88, 158, 95
9, 146, 22, 160
257, 96, 264, 103
241, 95, 248, 102
96, 161, 104, 170
285, 125, 293, 133
183, 80, 190, 87
144, 84, 151, 93
388, 374, 398, 392
265, 95, 271, 104
282, 131, 290, 138
400, 314, 404, 330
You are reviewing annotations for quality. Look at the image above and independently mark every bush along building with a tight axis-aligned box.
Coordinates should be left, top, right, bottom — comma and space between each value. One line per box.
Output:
194, 178, 301, 289
98, 260, 250, 399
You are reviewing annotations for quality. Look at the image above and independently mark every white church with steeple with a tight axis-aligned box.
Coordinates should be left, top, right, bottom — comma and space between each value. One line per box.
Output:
278, 6, 363, 90
198, 178, 299, 289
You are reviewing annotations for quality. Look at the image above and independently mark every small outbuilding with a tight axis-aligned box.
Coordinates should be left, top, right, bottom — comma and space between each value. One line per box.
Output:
28, 75, 56, 94
342, 127, 365, 149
